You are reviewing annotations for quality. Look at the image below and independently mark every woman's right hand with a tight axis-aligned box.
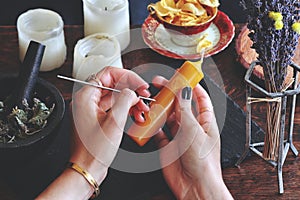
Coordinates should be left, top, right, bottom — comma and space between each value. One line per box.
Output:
153, 76, 233, 200
37, 67, 150, 200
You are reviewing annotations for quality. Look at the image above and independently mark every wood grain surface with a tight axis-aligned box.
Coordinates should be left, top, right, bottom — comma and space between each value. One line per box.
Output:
0, 24, 299, 200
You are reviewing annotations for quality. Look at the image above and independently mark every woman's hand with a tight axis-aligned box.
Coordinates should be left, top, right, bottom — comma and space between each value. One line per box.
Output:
69, 66, 151, 182
37, 67, 150, 200
153, 76, 233, 200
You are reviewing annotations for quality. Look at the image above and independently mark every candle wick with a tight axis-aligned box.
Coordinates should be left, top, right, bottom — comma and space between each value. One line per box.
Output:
105, 7, 108, 11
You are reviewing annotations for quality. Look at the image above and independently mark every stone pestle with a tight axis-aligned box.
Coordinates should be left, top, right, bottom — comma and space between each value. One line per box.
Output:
4, 40, 45, 114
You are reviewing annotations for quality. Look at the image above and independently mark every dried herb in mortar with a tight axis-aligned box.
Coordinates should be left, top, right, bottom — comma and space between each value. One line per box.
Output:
0, 41, 48, 143
0, 98, 55, 143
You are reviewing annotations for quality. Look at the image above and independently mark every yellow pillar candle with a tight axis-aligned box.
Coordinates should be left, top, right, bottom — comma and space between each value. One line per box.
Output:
127, 60, 204, 146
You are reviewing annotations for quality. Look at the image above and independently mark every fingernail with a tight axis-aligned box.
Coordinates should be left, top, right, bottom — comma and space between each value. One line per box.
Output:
182, 87, 192, 100
141, 112, 145, 119
144, 100, 150, 106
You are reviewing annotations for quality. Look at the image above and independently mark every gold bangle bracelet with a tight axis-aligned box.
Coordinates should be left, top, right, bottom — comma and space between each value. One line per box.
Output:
68, 162, 100, 199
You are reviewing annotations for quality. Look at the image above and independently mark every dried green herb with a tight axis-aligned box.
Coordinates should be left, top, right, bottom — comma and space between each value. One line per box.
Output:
0, 98, 54, 143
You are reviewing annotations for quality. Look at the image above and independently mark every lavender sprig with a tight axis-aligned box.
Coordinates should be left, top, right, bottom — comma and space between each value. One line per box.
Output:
241, 0, 300, 92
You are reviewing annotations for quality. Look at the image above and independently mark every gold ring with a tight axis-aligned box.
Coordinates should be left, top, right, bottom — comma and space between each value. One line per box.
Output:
199, 107, 213, 113
86, 73, 97, 82
86, 74, 101, 86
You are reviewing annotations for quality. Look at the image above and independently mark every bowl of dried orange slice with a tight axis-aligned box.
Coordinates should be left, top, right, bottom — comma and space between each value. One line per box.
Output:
148, 0, 219, 47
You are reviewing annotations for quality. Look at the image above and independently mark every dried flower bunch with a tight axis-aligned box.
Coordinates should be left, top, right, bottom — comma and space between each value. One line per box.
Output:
241, 0, 300, 92
240, 0, 300, 161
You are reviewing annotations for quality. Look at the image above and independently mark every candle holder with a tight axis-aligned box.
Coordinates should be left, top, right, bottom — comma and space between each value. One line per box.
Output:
235, 61, 300, 194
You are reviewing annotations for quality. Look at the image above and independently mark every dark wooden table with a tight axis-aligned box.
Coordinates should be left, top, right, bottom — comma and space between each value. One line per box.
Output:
0, 24, 299, 200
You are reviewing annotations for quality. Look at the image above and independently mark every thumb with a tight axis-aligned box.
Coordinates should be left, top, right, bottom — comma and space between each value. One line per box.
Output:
179, 86, 192, 109
175, 87, 201, 144
176, 87, 196, 127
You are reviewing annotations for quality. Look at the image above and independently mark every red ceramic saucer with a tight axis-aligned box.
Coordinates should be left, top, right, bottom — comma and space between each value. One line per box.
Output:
142, 11, 235, 60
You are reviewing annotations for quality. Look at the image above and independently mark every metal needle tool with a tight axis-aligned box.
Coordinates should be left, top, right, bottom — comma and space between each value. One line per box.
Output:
57, 75, 156, 102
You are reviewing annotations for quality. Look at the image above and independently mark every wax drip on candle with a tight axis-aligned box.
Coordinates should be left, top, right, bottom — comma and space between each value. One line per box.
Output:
83, 37, 116, 57
101, 0, 124, 11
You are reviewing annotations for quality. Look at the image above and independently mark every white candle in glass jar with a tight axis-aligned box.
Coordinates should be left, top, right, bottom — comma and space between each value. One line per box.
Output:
17, 8, 67, 72
82, 0, 130, 51
73, 33, 123, 81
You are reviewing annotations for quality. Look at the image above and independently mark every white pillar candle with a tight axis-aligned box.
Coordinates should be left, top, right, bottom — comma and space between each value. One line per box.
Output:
82, 0, 130, 51
17, 8, 67, 72
73, 33, 123, 81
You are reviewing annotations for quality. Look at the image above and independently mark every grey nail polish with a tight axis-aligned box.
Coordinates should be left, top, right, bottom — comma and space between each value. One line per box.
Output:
182, 87, 192, 100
